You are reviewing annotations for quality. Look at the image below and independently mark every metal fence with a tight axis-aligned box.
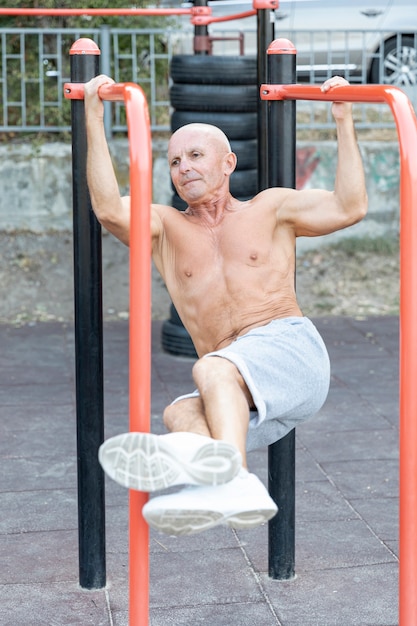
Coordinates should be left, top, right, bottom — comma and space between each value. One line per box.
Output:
0, 24, 416, 135
0, 26, 179, 134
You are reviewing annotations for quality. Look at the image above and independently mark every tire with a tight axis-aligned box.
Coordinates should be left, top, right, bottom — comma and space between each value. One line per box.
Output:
171, 110, 258, 140
170, 83, 258, 113
171, 192, 187, 211
370, 35, 417, 85
230, 168, 258, 197
231, 139, 258, 170
161, 320, 198, 358
170, 55, 257, 85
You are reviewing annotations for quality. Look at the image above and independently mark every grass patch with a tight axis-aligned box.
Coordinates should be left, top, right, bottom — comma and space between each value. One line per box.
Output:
328, 235, 399, 256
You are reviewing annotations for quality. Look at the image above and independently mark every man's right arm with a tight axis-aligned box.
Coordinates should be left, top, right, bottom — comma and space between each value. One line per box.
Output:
84, 75, 131, 246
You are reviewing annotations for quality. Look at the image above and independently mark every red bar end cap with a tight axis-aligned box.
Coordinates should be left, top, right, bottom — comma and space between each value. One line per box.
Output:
253, 0, 279, 9
70, 38, 100, 55
267, 38, 296, 54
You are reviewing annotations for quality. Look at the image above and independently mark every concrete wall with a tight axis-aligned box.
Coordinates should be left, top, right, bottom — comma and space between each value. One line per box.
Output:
0, 139, 399, 250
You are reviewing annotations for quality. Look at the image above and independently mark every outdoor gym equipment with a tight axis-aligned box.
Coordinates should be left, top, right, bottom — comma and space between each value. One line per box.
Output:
262, 39, 417, 624
6, 3, 412, 623
66, 38, 152, 624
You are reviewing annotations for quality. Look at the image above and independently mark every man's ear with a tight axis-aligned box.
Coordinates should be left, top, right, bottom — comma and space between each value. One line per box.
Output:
224, 151, 237, 175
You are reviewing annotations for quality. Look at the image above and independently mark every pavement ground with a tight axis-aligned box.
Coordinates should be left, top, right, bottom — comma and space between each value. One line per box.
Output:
0, 317, 399, 625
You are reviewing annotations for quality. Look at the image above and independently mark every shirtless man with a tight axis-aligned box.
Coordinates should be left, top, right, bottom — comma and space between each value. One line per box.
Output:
84, 74, 367, 536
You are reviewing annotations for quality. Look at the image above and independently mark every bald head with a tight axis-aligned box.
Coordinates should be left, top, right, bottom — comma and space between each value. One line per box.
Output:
169, 123, 232, 154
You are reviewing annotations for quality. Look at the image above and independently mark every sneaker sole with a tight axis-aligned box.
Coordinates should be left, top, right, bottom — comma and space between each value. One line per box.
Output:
143, 506, 278, 536
98, 432, 242, 492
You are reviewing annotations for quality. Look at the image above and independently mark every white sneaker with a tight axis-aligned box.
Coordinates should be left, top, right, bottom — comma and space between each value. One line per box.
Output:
142, 470, 278, 536
98, 431, 242, 492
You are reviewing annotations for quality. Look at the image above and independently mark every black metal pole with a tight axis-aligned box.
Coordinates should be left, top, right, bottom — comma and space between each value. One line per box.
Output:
70, 41, 106, 589
193, 0, 209, 55
257, 6, 274, 191
266, 39, 297, 580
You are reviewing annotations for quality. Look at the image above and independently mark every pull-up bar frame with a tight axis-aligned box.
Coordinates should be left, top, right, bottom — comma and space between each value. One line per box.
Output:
98, 81, 152, 626
261, 77, 417, 626
66, 37, 153, 624
0, 5, 259, 26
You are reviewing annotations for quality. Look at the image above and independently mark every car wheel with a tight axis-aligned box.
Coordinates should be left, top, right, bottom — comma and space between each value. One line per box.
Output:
370, 35, 417, 86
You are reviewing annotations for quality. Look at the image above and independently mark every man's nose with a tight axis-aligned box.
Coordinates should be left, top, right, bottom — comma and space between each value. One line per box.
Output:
179, 158, 190, 173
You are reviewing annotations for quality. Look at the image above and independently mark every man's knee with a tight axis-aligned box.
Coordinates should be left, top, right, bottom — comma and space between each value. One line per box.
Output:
192, 356, 238, 388
163, 396, 204, 432
163, 402, 178, 431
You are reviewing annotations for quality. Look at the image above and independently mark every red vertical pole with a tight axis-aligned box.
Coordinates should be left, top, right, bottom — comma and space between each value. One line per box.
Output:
67, 44, 152, 623
98, 82, 152, 625
390, 89, 417, 626
260, 81, 417, 625
124, 84, 152, 626
75, 75, 152, 623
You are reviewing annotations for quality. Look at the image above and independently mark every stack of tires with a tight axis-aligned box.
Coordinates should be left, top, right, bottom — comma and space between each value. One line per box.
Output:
161, 54, 258, 357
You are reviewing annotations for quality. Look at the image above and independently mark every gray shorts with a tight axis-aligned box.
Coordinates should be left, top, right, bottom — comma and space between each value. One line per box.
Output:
171, 317, 330, 451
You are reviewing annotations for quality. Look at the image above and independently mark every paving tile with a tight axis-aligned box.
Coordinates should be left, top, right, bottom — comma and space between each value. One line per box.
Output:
0, 455, 77, 492
149, 601, 280, 626
0, 582, 110, 626
0, 489, 78, 533
0, 529, 79, 584
238, 518, 396, 575
320, 458, 398, 499
297, 428, 398, 463
350, 496, 398, 542
149, 546, 262, 609
263, 562, 398, 626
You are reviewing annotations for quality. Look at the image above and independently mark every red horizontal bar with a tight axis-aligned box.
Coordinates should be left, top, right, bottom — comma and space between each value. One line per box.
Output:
260, 83, 389, 103
193, 9, 256, 25
0, 6, 257, 25
0, 7, 191, 17
64, 82, 137, 102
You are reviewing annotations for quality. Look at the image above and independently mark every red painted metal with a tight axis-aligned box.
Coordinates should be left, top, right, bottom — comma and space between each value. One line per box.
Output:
0, 6, 257, 26
99, 81, 152, 626
261, 79, 417, 626
267, 38, 296, 54
0, 7, 191, 17
253, 0, 279, 9
64, 83, 88, 100
122, 82, 152, 626
192, 9, 256, 26
67, 77, 152, 624
70, 38, 101, 55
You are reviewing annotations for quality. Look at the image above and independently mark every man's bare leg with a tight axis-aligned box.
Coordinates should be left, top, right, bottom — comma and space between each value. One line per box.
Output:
163, 356, 251, 467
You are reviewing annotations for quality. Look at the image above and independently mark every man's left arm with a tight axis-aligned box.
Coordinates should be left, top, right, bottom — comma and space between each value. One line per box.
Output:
277, 77, 368, 237
330, 80, 368, 229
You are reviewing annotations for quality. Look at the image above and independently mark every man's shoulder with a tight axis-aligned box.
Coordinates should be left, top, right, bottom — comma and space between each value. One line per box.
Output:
153, 203, 187, 219
247, 187, 295, 214
152, 203, 193, 234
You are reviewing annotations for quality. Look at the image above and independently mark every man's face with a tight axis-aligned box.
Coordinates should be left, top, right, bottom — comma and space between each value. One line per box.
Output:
168, 128, 230, 204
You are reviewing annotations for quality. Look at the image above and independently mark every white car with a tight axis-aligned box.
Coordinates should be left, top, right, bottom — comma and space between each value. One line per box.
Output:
181, 0, 417, 85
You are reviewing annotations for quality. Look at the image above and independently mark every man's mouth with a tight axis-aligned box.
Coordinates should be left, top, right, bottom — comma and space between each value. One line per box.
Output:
181, 177, 199, 186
